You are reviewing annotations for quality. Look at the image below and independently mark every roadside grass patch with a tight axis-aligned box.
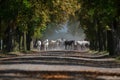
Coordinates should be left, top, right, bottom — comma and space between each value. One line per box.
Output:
116, 56, 120, 62
89, 50, 109, 55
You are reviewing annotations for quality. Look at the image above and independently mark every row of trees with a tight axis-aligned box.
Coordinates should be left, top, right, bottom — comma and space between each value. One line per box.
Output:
0, 0, 119, 56
0, 0, 80, 52
77, 0, 120, 55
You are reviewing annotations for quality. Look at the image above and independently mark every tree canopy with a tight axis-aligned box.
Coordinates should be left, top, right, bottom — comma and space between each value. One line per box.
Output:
76, 0, 120, 55
0, 0, 80, 51
0, 0, 119, 56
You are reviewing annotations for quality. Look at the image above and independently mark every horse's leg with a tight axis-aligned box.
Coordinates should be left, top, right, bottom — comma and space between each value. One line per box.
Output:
40, 45, 41, 51
71, 44, 73, 50
79, 44, 82, 50
77, 44, 79, 50
69, 45, 71, 50
47, 45, 48, 50
39, 46, 40, 51
71, 45, 73, 50
44, 45, 46, 51
46, 44, 47, 50
67, 45, 69, 50
37, 45, 40, 51
37, 46, 39, 51
69, 44, 70, 50
80, 44, 82, 50
83, 44, 86, 50
81, 44, 83, 50
65, 44, 67, 50
39, 45, 41, 51
65, 45, 66, 50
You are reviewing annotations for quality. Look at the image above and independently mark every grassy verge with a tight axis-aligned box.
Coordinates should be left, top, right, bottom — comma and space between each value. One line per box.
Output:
116, 56, 120, 62
89, 50, 109, 55
0, 49, 39, 58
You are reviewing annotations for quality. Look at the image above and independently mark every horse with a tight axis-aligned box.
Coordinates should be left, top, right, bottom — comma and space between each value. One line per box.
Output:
56, 38, 65, 49
36, 40, 41, 51
43, 39, 49, 51
82, 41, 90, 48
64, 40, 75, 50
49, 40, 58, 50
76, 41, 84, 50
76, 40, 90, 50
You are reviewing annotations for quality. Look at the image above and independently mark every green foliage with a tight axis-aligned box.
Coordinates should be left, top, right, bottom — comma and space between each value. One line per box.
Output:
23, 0, 31, 8
76, 0, 120, 55
105, 25, 111, 30
77, 0, 119, 37
1, 0, 81, 52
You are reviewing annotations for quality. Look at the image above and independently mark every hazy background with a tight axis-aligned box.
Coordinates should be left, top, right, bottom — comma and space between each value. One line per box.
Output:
42, 20, 86, 40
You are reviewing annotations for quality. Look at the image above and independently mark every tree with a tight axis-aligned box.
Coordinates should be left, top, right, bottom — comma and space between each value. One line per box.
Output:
77, 0, 120, 55
0, 0, 80, 52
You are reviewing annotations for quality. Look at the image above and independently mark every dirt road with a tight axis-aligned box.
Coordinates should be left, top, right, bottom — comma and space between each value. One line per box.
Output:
0, 51, 120, 80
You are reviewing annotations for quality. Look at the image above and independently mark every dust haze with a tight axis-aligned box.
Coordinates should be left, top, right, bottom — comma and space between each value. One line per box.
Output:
42, 20, 86, 40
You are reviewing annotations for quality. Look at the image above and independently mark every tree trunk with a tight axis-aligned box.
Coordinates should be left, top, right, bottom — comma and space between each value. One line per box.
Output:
97, 21, 102, 51
95, 30, 99, 51
90, 39, 94, 50
20, 35, 23, 50
107, 30, 114, 56
23, 31, 27, 51
98, 29, 102, 51
26, 31, 31, 51
112, 19, 120, 55
0, 40, 3, 50
4, 26, 13, 52
107, 18, 120, 56
103, 31, 107, 51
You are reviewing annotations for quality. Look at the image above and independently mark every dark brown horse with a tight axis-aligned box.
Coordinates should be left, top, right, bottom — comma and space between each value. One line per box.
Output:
64, 40, 75, 50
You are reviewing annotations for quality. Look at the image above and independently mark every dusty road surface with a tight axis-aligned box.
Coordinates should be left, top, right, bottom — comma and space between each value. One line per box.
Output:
0, 51, 120, 80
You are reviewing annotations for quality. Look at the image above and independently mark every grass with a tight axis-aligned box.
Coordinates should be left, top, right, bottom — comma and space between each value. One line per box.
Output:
89, 50, 109, 55
0, 50, 38, 58
116, 56, 120, 61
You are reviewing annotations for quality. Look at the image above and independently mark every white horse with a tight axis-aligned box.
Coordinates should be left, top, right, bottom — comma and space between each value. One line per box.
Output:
76, 40, 90, 50
49, 40, 60, 50
43, 39, 49, 51
56, 38, 66, 50
49, 40, 56, 50
82, 41, 90, 48
36, 40, 41, 51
